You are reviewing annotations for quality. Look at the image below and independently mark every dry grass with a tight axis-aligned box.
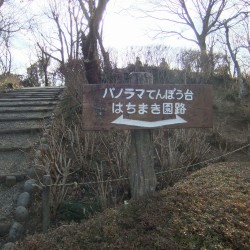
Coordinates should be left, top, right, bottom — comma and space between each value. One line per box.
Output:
26, 82, 250, 247
14, 162, 250, 250
35, 110, 211, 215
0, 74, 22, 90
154, 128, 210, 187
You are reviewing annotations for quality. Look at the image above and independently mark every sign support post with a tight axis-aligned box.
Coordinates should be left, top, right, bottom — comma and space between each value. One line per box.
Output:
129, 72, 157, 199
82, 77, 213, 200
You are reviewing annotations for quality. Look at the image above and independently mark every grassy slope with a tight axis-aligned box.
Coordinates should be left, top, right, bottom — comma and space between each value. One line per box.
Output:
15, 162, 250, 250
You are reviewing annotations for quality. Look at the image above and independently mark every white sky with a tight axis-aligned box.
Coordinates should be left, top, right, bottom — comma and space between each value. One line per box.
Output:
104, 0, 153, 48
103, 0, 195, 49
10, 0, 195, 74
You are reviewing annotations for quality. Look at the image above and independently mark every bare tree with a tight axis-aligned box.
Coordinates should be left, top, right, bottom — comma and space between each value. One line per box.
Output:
0, 25, 12, 73
222, 12, 249, 98
34, 0, 86, 73
240, 17, 250, 55
139, 0, 249, 82
0, 0, 29, 74
35, 45, 51, 86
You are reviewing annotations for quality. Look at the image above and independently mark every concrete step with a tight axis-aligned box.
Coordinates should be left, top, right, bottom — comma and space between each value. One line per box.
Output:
12, 87, 63, 91
0, 107, 54, 113
0, 101, 57, 107
0, 112, 51, 120
0, 90, 62, 95
0, 94, 60, 98
0, 151, 31, 175
0, 110, 51, 116
0, 133, 40, 150
0, 97, 58, 102
0, 120, 45, 130
0, 127, 42, 135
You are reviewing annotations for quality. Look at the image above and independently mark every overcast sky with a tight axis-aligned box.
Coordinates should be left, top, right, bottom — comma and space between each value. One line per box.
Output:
103, 0, 195, 49
9, 0, 203, 74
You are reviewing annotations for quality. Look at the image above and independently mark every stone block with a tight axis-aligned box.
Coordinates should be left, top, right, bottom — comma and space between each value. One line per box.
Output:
23, 179, 36, 193
16, 174, 25, 182
40, 143, 49, 152
40, 137, 48, 144
0, 175, 5, 184
15, 206, 29, 223
0, 223, 11, 237
17, 192, 30, 208
8, 222, 24, 242
5, 176, 16, 187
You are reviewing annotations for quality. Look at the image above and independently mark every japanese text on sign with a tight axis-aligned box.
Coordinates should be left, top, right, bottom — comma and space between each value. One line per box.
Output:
103, 88, 194, 101
103, 87, 193, 116
112, 102, 187, 115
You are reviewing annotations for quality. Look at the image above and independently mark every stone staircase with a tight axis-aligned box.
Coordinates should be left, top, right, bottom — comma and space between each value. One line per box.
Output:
0, 87, 64, 177
0, 87, 64, 245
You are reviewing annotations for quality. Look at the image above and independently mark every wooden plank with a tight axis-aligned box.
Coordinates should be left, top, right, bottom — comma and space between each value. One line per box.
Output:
82, 84, 213, 130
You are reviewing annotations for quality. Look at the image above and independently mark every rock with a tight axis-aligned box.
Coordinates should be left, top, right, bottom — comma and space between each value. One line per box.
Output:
0, 175, 5, 184
40, 143, 49, 152
15, 206, 29, 222
40, 137, 48, 144
0, 223, 11, 237
2, 242, 15, 249
8, 222, 24, 242
42, 132, 48, 138
35, 149, 42, 159
23, 179, 36, 193
0, 216, 7, 223
15, 174, 25, 182
5, 176, 16, 187
17, 192, 30, 208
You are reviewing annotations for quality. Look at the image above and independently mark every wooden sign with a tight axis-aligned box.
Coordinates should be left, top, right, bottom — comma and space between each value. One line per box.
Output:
82, 84, 212, 130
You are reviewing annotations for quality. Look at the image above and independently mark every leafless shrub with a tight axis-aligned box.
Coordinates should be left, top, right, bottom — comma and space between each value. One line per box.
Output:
154, 128, 210, 188
36, 118, 77, 216
92, 162, 112, 209
60, 59, 87, 105
37, 108, 210, 215
70, 128, 130, 208
37, 113, 131, 213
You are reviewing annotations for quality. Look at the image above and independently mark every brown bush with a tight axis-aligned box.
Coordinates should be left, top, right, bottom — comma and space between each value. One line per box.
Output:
14, 163, 250, 250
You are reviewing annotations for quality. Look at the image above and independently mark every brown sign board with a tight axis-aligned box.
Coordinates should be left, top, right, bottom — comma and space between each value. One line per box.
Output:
82, 84, 213, 130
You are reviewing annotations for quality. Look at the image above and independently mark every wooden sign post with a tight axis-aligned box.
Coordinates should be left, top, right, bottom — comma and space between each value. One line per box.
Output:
82, 77, 213, 200
129, 72, 156, 199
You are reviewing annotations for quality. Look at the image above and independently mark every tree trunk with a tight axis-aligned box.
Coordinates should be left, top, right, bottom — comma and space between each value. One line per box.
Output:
199, 42, 211, 84
80, 0, 109, 84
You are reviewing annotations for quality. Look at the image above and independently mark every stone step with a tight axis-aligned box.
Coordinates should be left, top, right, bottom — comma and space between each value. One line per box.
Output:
13, 87, 64, 91
0, 120, 45, 130
0, 90, 62, 95
0, 94, 60, 98
0, 127, 42, 135
0, 112, 51, 120
0, 151, 31, 175
0, 126, 42, 135
0, 107, 54, 113
0, 101, 57, 107
0, 110, 52, 119
0, 133, 40, 151
0, 97, 58, 102
1, 88, 63, 92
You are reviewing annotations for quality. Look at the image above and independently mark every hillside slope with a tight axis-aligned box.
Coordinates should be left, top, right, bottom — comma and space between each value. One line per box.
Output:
14, 162, 250, 250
